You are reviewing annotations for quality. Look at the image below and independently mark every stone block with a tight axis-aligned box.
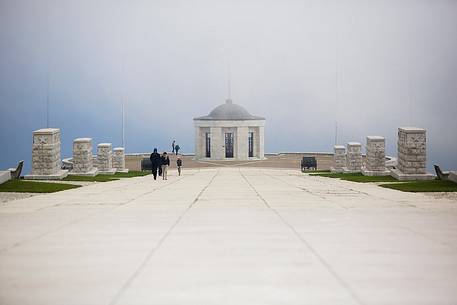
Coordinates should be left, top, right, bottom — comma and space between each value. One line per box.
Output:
69, 138, 98, 176
362, 136, 391, 176
97, 143, 116, 175
25, 128, 68, 180
391, 127, 434, 181
331, 145, 346, 173
344, 142, 362, 173
113, 147, 128, 173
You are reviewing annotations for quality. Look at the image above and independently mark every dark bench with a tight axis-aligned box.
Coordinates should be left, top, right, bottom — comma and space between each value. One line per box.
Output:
9, 160, 24, 179
301, 157, 317, 172
434, 165, 449, 180
141, 158, 152, 171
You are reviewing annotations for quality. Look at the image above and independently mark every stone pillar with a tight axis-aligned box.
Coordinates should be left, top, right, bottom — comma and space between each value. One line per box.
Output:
70, 138, 98, 176
25, 128, 68, 180
391, 127, 433, 180
195, 127, 202, 159
237, 126, 249, 160
345, 142, 362, 173
97, 143, 116, 175
210, 127, 223, 160
331, 145, 346, 173
113, 147, 128, 173
362, 136, 390, 176
258, 126, 265, 159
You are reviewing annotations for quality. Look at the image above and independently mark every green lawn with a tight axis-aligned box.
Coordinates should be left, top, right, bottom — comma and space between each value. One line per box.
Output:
0, 180, 81, 193
63, 170, 149, 182
63, 175, 119, 182
380, 180, 457, 192
309, 172, 397, 183
112, 171, 150, 178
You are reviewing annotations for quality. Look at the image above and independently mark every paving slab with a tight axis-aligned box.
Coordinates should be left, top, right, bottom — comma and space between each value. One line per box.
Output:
0, 168, 456, 305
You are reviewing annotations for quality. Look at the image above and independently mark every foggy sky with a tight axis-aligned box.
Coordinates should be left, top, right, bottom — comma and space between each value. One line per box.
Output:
1, 0, 457, 172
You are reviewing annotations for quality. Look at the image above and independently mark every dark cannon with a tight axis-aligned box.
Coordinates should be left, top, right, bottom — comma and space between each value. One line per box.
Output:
141, 158, 152, 171
301, 156, 317, 172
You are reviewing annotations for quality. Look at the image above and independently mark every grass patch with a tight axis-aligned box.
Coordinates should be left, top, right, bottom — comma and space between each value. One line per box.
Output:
0, 180, 81, 193
63, 170, 149, 182
113, 171, 150, 178
309, 172, 397, 183
63, 175, 119, 182
380, 180, 457, 192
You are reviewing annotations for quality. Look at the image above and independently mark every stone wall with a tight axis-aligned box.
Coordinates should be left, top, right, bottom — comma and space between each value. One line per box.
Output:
346, 142, 362, 172
397, 127, 426, 174
72, 138, 94, 174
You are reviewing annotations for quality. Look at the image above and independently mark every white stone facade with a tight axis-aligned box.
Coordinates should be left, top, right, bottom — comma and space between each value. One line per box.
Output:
194, 100, 265, 161
97, 143, 116, 175
25, 128, 68, 180
391, 127, 434, 180
331, 145, 346, 173
344, 142, 362, 173
113, 147, 128, 173
70, 138, 98, 176
362, 136, 390, 176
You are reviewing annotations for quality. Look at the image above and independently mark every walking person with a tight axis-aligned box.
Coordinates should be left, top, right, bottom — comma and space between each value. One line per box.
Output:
175, 144, 180, 155
176, 155, 182, 176
171, 140, 175, 154
161, 152, 170, 180
149, 148, 161, 180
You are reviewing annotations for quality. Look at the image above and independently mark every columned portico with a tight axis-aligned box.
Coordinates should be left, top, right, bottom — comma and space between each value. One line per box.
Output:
194, 99, 265, 161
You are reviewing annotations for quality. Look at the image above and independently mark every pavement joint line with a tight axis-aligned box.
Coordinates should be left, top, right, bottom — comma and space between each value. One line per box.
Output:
261, 170, 350, 210
108, 169, 220, 305
0, 173, 196, 255
305, 175, 426, 209
239, 168, 365, 305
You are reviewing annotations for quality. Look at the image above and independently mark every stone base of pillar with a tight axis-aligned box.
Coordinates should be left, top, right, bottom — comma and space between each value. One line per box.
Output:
390, 168, 434, 181
68, 168, 99, 177
361, 168, 391, 176
449, 172, 457, 184
116, 169, 129, 174
98, 168, 117, 175
342, 167, 361, 174
330, 167, 344, 173
24, 170, 68, 180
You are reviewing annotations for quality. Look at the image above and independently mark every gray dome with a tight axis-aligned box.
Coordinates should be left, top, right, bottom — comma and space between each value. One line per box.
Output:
194, 99, 265, 121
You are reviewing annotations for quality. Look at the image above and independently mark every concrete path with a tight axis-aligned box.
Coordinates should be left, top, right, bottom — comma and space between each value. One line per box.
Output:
0, 168, 456, 305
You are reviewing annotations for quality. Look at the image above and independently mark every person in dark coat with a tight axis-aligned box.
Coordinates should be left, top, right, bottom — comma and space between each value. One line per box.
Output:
161, 152, 170, 180
149, 148, 161, 180
175, 144, 180, 155
176, 156, 182, 176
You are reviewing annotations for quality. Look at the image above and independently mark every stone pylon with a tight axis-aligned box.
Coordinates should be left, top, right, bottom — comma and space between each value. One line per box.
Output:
25, 128, 68, 180
113, 147, 128, 173
362, 136, 390, 176
344, 142, 362, 173
391, 127, 434, 180
96, 143, 116, 175
330, 145, 346, 173
70, 138, 98, 176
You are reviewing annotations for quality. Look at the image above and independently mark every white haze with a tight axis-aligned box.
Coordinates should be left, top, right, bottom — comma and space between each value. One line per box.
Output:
0, 0, 456, 171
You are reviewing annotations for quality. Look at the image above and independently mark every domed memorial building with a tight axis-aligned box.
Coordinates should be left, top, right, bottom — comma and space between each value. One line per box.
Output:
194, 99, 265, 160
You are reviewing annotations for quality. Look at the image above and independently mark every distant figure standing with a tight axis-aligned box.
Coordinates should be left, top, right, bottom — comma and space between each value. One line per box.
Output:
176, 156, 182, 176
161, 152, 170, 180
175, 144, 180, 155
149, 148, 161, 180
172, 140, 176, 154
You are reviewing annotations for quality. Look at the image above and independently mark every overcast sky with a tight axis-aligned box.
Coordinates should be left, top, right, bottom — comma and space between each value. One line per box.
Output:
1, 0, 456, 172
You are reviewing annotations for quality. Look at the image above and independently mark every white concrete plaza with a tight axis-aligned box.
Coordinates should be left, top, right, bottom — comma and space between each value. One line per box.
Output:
0, 168, 456, 305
